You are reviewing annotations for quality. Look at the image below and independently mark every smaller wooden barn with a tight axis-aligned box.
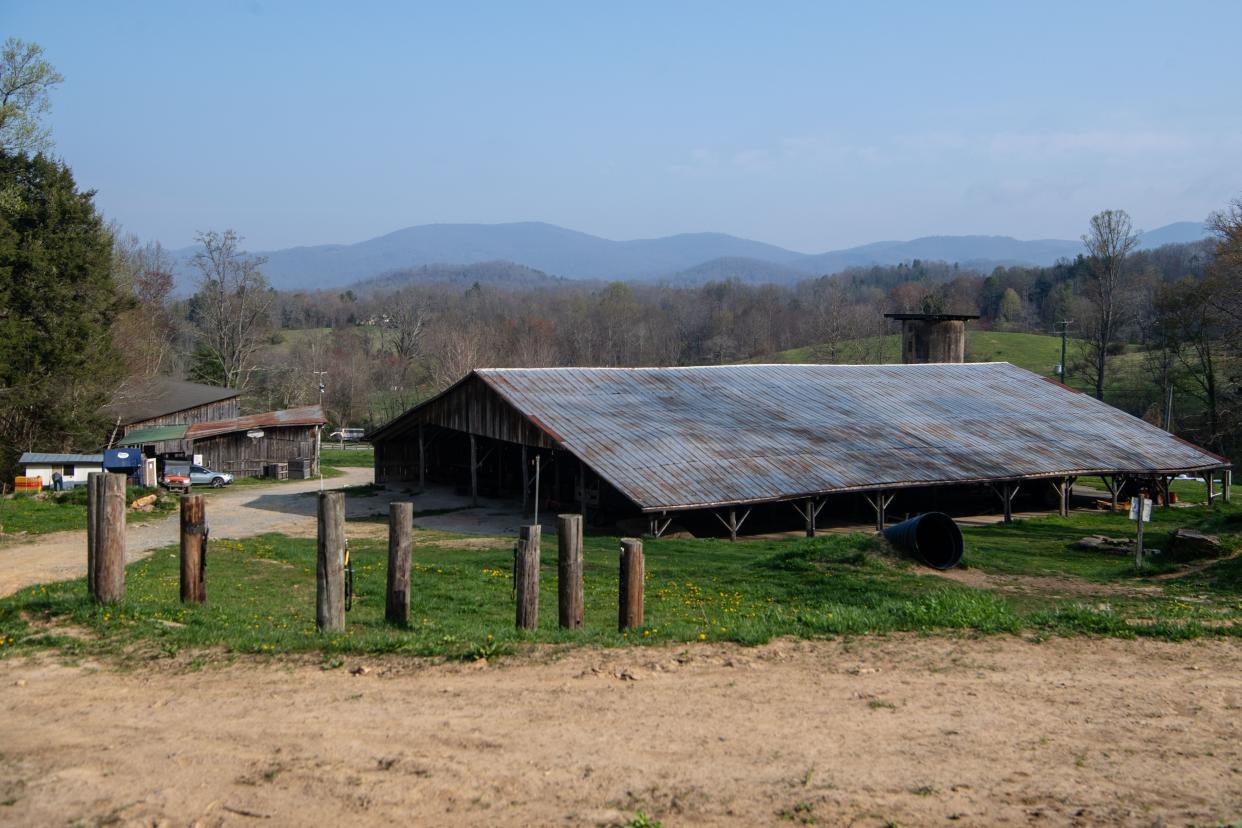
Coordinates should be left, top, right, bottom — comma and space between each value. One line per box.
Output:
104, 378, 241, 452
118, 405, 326, 478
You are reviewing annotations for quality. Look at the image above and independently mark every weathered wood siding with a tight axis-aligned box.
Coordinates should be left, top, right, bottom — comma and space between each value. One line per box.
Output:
192, 425, 319, 477
374, 376, 557, 483
122, 398, 241, 433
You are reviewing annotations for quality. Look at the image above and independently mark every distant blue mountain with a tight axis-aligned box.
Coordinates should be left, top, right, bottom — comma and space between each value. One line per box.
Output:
1137, 221, 1210, 248
168, 220, 1212, 292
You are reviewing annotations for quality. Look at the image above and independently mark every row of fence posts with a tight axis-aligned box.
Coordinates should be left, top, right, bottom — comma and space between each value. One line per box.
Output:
85, 472, 209, 606
510, 516, 644, 631
84, 474, 646, 633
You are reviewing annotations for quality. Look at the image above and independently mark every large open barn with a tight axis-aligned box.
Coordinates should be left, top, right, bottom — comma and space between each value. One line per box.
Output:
370, 363, 1231, 537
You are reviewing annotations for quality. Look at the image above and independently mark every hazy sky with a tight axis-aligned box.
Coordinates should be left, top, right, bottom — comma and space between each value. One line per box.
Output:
8, 0, 1242, 252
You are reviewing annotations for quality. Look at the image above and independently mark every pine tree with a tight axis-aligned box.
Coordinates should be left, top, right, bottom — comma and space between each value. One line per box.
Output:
0, 152, 126, 480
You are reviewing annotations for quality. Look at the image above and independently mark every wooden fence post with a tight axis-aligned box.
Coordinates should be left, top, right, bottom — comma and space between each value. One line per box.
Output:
92, 472, 127, 604
619, 537, 644, 631
180, 494, 207, 604
515, 525, 541, 630
317, 491, 346, 633
557, 514, 583, 629
86, 472, 101, 596
386, 501, 414, 625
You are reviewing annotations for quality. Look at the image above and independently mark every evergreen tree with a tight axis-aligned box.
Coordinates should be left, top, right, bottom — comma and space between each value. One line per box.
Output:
0, 152, 125, 480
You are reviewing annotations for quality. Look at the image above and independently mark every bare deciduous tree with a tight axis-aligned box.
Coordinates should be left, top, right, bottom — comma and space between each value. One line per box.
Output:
1079, 209, 1139, 399
188, 230, 273, 393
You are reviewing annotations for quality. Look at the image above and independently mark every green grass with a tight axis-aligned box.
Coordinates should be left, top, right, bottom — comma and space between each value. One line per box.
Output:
759, 330, 1146, 393
319, 445, 374, 467
0, 488, 177, 538
1, 502, 1239, 661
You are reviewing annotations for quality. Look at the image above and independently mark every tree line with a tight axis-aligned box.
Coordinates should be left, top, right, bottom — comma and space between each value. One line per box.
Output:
1, 36, 1239, 482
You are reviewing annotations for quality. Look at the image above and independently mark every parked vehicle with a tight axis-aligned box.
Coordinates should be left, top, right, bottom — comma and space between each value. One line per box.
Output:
161, 459, 192, 494
190, 465, 234, 488
329, 427, 365, 442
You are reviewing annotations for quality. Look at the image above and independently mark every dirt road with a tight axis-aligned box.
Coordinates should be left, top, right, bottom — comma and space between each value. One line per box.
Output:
0, 468, 373, 598
3, 635, 1241, 827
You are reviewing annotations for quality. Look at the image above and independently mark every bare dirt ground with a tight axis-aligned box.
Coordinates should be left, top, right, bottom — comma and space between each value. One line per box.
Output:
3, 635, 1241, 827
0, 469, 373, 598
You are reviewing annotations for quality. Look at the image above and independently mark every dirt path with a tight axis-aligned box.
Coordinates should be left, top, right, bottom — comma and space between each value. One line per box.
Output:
2, 635, 1241, 827
0, 468, 373, 598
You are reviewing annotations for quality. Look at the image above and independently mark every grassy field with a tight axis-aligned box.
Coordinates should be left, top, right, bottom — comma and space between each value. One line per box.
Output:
319, 445, 374, 467
0, 487, 177, 538
1, 500, 1238, 662
759, 330, 1145, 391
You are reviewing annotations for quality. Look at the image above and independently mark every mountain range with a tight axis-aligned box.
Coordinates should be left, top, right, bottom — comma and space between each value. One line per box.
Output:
170, 220, 1211, 293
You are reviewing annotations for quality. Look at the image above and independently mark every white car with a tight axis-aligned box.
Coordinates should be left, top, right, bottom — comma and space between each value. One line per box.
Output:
329, 428, 365, 441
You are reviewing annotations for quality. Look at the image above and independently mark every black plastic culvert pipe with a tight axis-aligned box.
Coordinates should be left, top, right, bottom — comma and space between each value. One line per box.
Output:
882, 512, 964, 570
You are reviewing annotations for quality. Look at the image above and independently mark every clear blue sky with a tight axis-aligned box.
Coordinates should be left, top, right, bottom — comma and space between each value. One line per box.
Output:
8, 0, 1242, 252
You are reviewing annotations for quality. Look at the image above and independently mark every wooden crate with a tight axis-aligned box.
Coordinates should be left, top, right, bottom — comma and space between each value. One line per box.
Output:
264, 462, 289, 481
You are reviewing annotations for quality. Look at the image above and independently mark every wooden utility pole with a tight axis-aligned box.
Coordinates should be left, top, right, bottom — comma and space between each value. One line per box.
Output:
316, 491, 346, 633
515, 525, 541, 630
386, 501, 414, 625
179, 494, 207, 604
619, 538, 644, 631
90, 472, 126, 604
557, 514, 584, 629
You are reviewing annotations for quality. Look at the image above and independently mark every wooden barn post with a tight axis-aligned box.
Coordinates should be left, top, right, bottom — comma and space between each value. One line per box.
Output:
92, 472, 127, 604
470, 434, 479, 507
386, 501, 414, 625
557, 514, 584, 629
316, 491, 346, 632
417, 422, 426, 492
179, 494, 208, 604
515, 525, 541, 630
618, 537, 644, 631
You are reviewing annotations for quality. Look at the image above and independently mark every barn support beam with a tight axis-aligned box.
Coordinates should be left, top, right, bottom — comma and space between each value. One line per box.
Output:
521, 443, 529, 516
1161, 475, 1173, 507
1206, 471, 1216, 505
469, 434, 478, 507
791, 498, 825, 537
713, 507, 751, 541
991, 482, 1020, 523
648, 512, 672, 538
417, 423, 425, 493
1101, 475, 1122, 511
578, 460, 587, 526
1224, 470, 1232, 503
864, 491, 895, 532
1049, 476, 1075, 518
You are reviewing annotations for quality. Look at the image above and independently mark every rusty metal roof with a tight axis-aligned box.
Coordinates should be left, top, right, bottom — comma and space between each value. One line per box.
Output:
460, 364, 1228, 512
185, 405, 326, 440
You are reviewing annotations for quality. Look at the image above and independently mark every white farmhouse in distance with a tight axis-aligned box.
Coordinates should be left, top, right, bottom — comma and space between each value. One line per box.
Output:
18, 453, 105, 490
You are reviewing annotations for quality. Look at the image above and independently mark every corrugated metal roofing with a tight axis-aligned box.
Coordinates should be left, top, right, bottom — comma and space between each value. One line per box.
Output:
115, 424, 189, 445
184, 405, 326, 440
19, 453, 105, 465
442, 363, 1229, 512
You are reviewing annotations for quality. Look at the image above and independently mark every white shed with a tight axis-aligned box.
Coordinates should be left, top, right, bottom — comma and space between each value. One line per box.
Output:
18, 453, 105, 489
